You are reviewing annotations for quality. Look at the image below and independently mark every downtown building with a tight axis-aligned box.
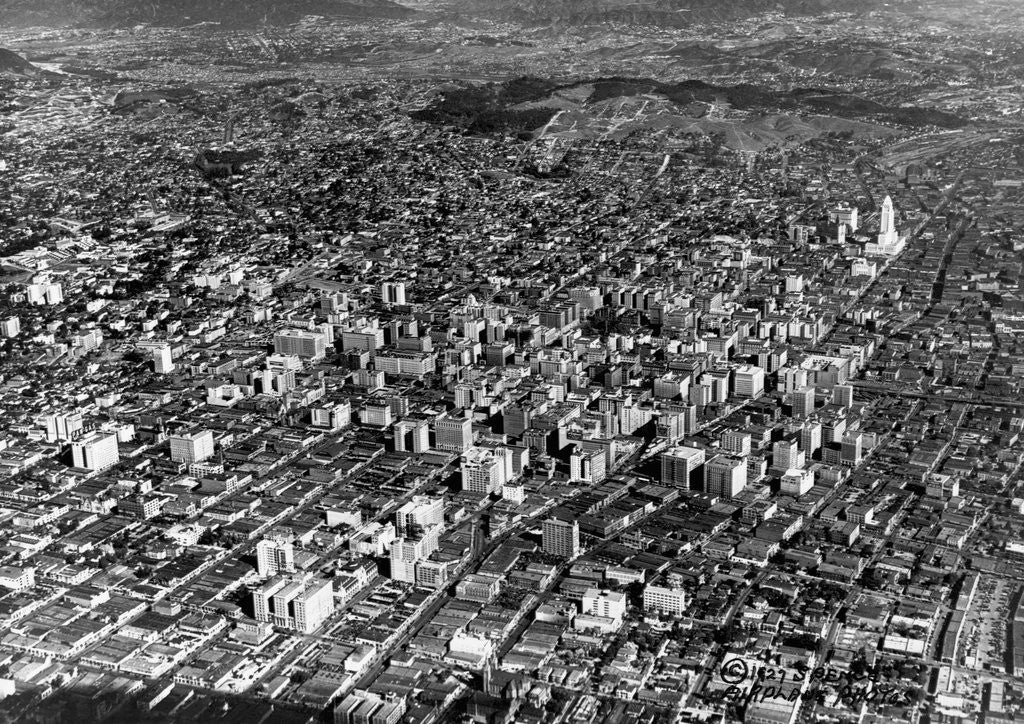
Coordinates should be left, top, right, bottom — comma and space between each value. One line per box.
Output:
253, 573, 334, 634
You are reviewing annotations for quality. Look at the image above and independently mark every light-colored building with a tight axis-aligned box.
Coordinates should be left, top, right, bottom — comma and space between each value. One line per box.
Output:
39, 411, 83, 443
1, 316, 20, 338
169, 429, 214, 464
570, 446, 606, 483
460, 446, 510, 495
643, 584, 686, 617
582, 588, 626, 623
256, 529, 295, 577
254, 574, 334, 634
71, 431, 120, 472
660, 445, 705, 489
435, 415, 473, 452
395, 496, 444, 537
394, 419, 429, 453
542, 517, 580, 559
733, 365, 765, 399
389, 527, 440, 583
381, 281, 407, 306
0, 565, 34, 591
273, 328, 327, 360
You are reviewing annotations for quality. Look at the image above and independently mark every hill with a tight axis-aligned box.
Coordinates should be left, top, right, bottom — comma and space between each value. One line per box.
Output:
444, 0, 901, 28
0, 48, 40, 76
0, 0, 415, 27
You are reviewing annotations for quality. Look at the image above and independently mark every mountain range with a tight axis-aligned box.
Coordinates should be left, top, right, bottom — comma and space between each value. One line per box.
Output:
0, 0, 914, 27
0, 0, 415, 27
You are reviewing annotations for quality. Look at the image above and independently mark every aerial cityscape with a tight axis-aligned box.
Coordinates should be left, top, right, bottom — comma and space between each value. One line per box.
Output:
0, 0, 1023, 722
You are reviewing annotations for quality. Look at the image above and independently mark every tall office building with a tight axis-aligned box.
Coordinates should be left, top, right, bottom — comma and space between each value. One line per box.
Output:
1, 316, 19, 338
461, 447, 510, 495
381, 282, 407, 306
832, 205, 859, 232
40, 411, 84, 443
772, 438, 804, 472
841, 432, 863, 467
781, 468, 815, 497
137, 340, 175, 373
542, 517, 580, 559
733, 365, 765, 399
435, 414, 473, 452
570, 447, 606, 484
273, 329, 327, 360
721, 430, 752, 456
311, 401, 352, 431
395, 496, 444, 537
253, 574, 334, 634
169, 429, 215, 464
256, 529, 295, 577
800, 421, 823, 457
834, 384, 854, 409
643, 585, 687, 617
792, 386, 815, 418
394, 419, 430, 453
71, 431, 120, 472
582, 588, 627, 623
389, 527, 440, 583
153, 344, 174, 373
660, 445, 706, 489
704, 455, 747, 499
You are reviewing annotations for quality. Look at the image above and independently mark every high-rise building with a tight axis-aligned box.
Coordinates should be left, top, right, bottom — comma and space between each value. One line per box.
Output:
461, 446, 510, 495
153, 344, 174, 373
772, 438, 804, 473
660, 446, 706, 489
704, 454, 747, 499
831, 205, 859, 232
359, 402, 393, 428
395, 496, 444, 537
582, 588, 626, 623
168, 429, 215, 464
71, 431, 120, 472
570, 447, 606, 484
253, 574, 334, 634
733, 365, 765, 399
40, 411, 84, 443
834, 384, 854, 409
394, 419, 430, 453
389, 527, 440, 583
435, 415, 473, 452
381, 282, 407, 306
504, 401, 545, 439
781, 468, 815, 497
841, 433, 863, 467
721, 430, 752, 456
273, 329, 327, 360
643, 584, 687, 617
256, 529, 295, 577
542, 517, 580, 559
138, 341, 176, 374
800, 421, 822, 457
311, 401, 352, 431
867, 195, 905, 255
1, 316, 20, 338
792, 386, 815, 418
